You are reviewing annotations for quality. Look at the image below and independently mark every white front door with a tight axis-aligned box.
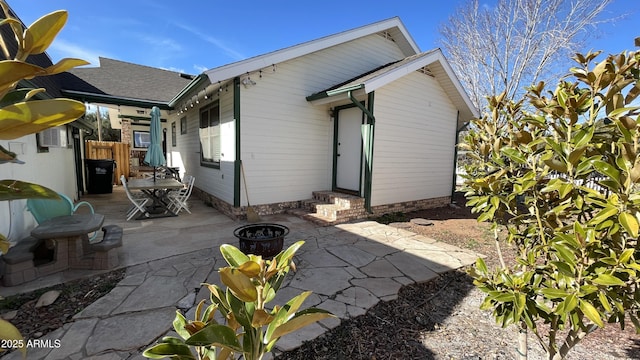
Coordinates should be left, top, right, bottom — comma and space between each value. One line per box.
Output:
335, 106, 363, 193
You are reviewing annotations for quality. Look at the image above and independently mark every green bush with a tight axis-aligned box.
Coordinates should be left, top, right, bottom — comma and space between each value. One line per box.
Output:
462, 49, 640, 359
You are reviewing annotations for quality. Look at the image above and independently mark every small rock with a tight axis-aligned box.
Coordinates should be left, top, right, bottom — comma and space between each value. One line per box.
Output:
1, 310, 18, 320
33, 331, 43, 338
410, 218, 434, 226
388, 222, 412, 229
35, 290, 61, 308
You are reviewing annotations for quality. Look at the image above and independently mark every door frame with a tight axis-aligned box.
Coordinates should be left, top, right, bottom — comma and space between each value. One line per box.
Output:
332, 103, 364, 195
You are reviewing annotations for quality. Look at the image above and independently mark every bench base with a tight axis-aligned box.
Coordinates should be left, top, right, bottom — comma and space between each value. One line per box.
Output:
1, 225, 124, 286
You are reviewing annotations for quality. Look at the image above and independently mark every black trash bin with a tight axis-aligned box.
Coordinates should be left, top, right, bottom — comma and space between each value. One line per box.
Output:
86, 159, 115, 194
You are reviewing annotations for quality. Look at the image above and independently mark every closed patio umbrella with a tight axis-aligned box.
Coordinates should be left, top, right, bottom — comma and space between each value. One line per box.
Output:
143, 106, 166, 180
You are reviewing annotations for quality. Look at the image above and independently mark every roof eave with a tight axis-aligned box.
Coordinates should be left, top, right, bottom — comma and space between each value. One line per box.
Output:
204, 17, 419, 86
61, 90, 173, 110
306, 49, 479, 121
168, 74, 207, 106
364, 50, 479, 121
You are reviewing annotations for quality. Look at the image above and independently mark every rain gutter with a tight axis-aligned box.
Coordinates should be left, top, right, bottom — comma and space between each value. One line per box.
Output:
61, 90, 172, 110
168, 74, 207, 108
234, 77, 241, 207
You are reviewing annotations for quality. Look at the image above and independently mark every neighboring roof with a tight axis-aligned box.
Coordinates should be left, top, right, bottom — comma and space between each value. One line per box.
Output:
199, 17, 419, 88
307, 49, 479, 123
59, 57, 194, 109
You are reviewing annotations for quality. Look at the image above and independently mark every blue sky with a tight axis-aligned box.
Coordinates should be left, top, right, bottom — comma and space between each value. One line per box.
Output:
7, 0, 639, 76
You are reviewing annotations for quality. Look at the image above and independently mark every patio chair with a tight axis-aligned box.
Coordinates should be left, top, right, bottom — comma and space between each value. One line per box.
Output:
27, 192, 98, 240
168, 175, 195, 214
120, 175, 150, 220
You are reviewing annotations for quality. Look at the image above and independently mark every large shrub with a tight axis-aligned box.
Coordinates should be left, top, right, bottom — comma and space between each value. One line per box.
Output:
462, 49, 640, 359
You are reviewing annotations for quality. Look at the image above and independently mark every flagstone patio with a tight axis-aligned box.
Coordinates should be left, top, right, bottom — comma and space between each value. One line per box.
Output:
0, 187, 481, 359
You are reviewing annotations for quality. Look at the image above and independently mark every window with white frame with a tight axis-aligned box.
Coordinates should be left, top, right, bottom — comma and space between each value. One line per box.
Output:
199, 102, 220, 167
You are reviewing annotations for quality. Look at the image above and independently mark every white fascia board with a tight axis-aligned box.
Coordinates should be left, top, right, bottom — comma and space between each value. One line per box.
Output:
204, 17, 419, 84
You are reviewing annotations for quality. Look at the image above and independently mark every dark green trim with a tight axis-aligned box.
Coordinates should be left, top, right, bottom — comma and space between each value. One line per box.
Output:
363, 92, 375, 213
61, 90, 172, 110
234, 77, 241, 207
345, 91, 375, 213
72, 127, 85, 195
168, 75, 207, 106
331, 107, 339, 190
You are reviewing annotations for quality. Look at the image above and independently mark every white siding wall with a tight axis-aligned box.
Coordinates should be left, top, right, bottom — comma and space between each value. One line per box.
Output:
240, 34, 405, 205
0, 133, 77, 243
167, 88, 236, 204
371, 71, 458, 206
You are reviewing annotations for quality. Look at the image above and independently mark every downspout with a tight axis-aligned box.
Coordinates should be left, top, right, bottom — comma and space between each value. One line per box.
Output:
234, 77, 241, 207
347, 90, 375, 213
72, 127, 84, 196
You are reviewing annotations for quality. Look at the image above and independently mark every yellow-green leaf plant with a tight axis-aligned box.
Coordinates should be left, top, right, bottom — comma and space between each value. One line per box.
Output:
462, 48, 640, 360
144, 241, 335, 360
0, 1, 89, 357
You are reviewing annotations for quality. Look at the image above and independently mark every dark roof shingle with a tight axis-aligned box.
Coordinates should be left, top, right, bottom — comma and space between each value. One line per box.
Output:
60, 57, 194, 103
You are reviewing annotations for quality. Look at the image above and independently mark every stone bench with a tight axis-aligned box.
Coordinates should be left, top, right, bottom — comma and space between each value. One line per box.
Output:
1, 237, 41, 286
89, 225, 123, 270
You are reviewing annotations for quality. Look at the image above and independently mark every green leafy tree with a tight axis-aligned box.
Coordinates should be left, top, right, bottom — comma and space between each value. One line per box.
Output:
0, 1, 88, 356
462, 49, 640, 359
83, 106, 120, 142
144, 241, 334, 360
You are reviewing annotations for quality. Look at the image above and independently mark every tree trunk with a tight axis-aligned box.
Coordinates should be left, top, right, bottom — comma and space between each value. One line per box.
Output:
517, 322, 528, 360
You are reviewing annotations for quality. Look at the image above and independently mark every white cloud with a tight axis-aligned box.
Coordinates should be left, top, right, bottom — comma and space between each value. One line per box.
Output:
131, 33, 183, 53
162, 66, 187, 74
173, 22, 246, 61
49, 39, 107, 66
193, 64, 208, 73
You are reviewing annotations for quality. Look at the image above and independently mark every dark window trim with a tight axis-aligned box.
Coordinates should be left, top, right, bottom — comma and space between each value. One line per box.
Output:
199, 101, 221, 169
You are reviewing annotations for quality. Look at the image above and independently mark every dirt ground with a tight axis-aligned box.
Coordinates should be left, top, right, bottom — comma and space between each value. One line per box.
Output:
275, 192, 640, 360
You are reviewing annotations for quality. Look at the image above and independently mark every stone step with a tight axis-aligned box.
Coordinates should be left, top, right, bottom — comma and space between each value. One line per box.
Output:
291, 191, 370, 225
301, 199, 324, 212
312, 191, 365, 209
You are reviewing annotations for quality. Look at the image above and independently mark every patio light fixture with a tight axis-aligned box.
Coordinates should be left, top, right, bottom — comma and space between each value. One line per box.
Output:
242, 77, 256, 88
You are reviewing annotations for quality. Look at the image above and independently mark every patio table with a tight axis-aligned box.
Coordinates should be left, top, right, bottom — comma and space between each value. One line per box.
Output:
30, 213, 105, 272
126, 177, 185, 219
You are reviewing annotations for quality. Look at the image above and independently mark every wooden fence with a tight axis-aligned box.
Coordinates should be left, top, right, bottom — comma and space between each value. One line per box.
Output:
85, 141, 130, 185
